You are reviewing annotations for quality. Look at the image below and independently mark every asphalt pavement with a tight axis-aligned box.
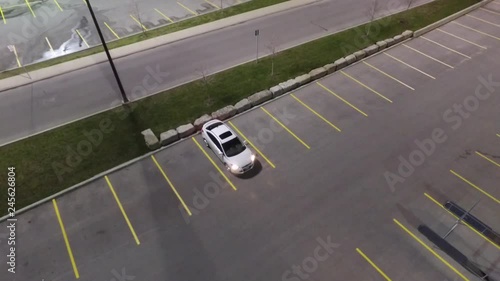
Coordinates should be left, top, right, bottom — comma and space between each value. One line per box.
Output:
0, 0, 435, 146
1, 4, 499, 280
0, 0, 245, 69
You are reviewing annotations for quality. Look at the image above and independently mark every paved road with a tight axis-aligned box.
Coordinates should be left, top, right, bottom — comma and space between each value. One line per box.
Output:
1, 4, 499, 280
0, 0, 243, 69
0, 0, 434, 146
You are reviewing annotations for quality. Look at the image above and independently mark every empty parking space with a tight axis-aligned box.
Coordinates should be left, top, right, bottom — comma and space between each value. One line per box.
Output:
48, 178, 146, 277
0, 202, 75, 281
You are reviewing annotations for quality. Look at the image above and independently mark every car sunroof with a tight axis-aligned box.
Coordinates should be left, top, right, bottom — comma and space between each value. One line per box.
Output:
219, 131, 233, 140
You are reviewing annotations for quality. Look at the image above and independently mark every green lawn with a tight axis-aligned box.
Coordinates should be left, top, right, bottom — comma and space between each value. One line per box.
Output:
0, 0, 480, 216
0, 0, 289, 80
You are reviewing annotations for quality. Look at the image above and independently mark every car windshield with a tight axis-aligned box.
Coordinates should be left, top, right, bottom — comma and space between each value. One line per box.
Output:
222, 137, 246, 157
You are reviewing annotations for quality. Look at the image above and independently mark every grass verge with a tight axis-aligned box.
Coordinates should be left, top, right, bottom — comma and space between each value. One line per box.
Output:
0, 0, 289, 80
0, 0, 480, 215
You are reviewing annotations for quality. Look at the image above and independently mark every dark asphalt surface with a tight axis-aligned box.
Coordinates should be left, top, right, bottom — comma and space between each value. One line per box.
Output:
0, 0, 434, 146
1, 5, 499, 281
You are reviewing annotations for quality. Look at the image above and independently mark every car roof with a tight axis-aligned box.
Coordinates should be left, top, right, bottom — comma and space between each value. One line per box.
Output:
204, 120, 237, 143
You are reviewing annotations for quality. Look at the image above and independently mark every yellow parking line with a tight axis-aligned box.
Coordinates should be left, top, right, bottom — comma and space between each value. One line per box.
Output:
466, 14, 500, 28
25, 0, 36, 17
75, 29, 89, 48
53, 0, 63, 11
11, 45, 22, 68
52, 199, 80, 279
0, 6, 6, 24
177, 2, 198, 15
228, 121, 276, 168
452, 21, 500, 41
450, 170, 500, 204
205, 0, 220, 9
104, 22, 120, 39
130, 15, 148, 31
341, 70, 397, 100
82, 0, 87, 6
105, 176, 140, 245
475, 151, 500, 168
480, 7, 500, 16
261, 107, 311, 149
436, 28, 487, 49
361, 62, 415, 91
151, 155, 193, 214
497, 133, 500, 138
290, 94, 341, 132
421, 36, 472, 59
154, 8, 174, 23
356, 248, 392, 281
45, 37, 54, 52
192, 138, 237, 190
424, 193, 500, 250
316, 82, 368, 117
393, 218, 471, 281
403, 44, 454, 68
383, 52, 435, 79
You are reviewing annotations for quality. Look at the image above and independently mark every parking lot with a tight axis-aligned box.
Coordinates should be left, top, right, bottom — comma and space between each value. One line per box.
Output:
1, 2, 500, 280
0, 0, 248, 70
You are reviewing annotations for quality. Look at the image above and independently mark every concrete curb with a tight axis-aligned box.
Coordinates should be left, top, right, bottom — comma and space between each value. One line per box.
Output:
0, 0, 319, 92
413, 0, 492, 37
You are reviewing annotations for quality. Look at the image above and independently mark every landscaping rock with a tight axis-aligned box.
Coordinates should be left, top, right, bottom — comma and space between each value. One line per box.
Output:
323, 63, 336, 74
176, 123, 196, 138
211, 105, 237, 120
385, 38, 395, 47
333, 57, 348, 70
363, 44, 379, 56
269, 85, 284, 97
278, 79, 299, 94
234, 98, 251, 113
402, 30, 413, 39
160, 129, 179, 146
393, 35, 404, 44
141, 129, 160, 150
193, 114, 212, 130
353, 50, 366, 60
295, 74, 311, 86
376, 40, 388, 50
345, 54, 356, 64
309, 67, 327, 80
248, 89, 272, 106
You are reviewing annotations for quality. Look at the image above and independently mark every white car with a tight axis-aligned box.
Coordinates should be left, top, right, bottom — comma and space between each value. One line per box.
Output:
201, 120, 256, 174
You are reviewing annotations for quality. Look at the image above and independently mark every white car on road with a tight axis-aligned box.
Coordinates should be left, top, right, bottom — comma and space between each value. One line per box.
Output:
201, 120, 255, 174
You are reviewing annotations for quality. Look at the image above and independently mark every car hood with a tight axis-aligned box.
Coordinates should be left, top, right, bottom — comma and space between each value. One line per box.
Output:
226, 147, 253, 167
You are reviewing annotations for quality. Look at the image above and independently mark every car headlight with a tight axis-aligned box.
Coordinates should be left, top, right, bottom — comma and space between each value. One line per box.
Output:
231, 164, 239, 171
251, 154, 256, 162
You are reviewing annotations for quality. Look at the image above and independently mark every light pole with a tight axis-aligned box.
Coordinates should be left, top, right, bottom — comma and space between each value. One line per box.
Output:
86, 0, 129, 103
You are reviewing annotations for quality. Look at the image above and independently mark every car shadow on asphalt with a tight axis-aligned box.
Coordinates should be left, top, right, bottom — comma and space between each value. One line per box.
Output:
234, 160, 263, 179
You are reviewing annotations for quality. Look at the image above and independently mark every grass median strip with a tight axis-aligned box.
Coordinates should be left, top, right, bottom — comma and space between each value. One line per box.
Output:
0, 0, 481, 215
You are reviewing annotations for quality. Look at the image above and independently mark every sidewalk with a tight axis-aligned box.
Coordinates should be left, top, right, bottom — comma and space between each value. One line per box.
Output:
0, 0, 318, 93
